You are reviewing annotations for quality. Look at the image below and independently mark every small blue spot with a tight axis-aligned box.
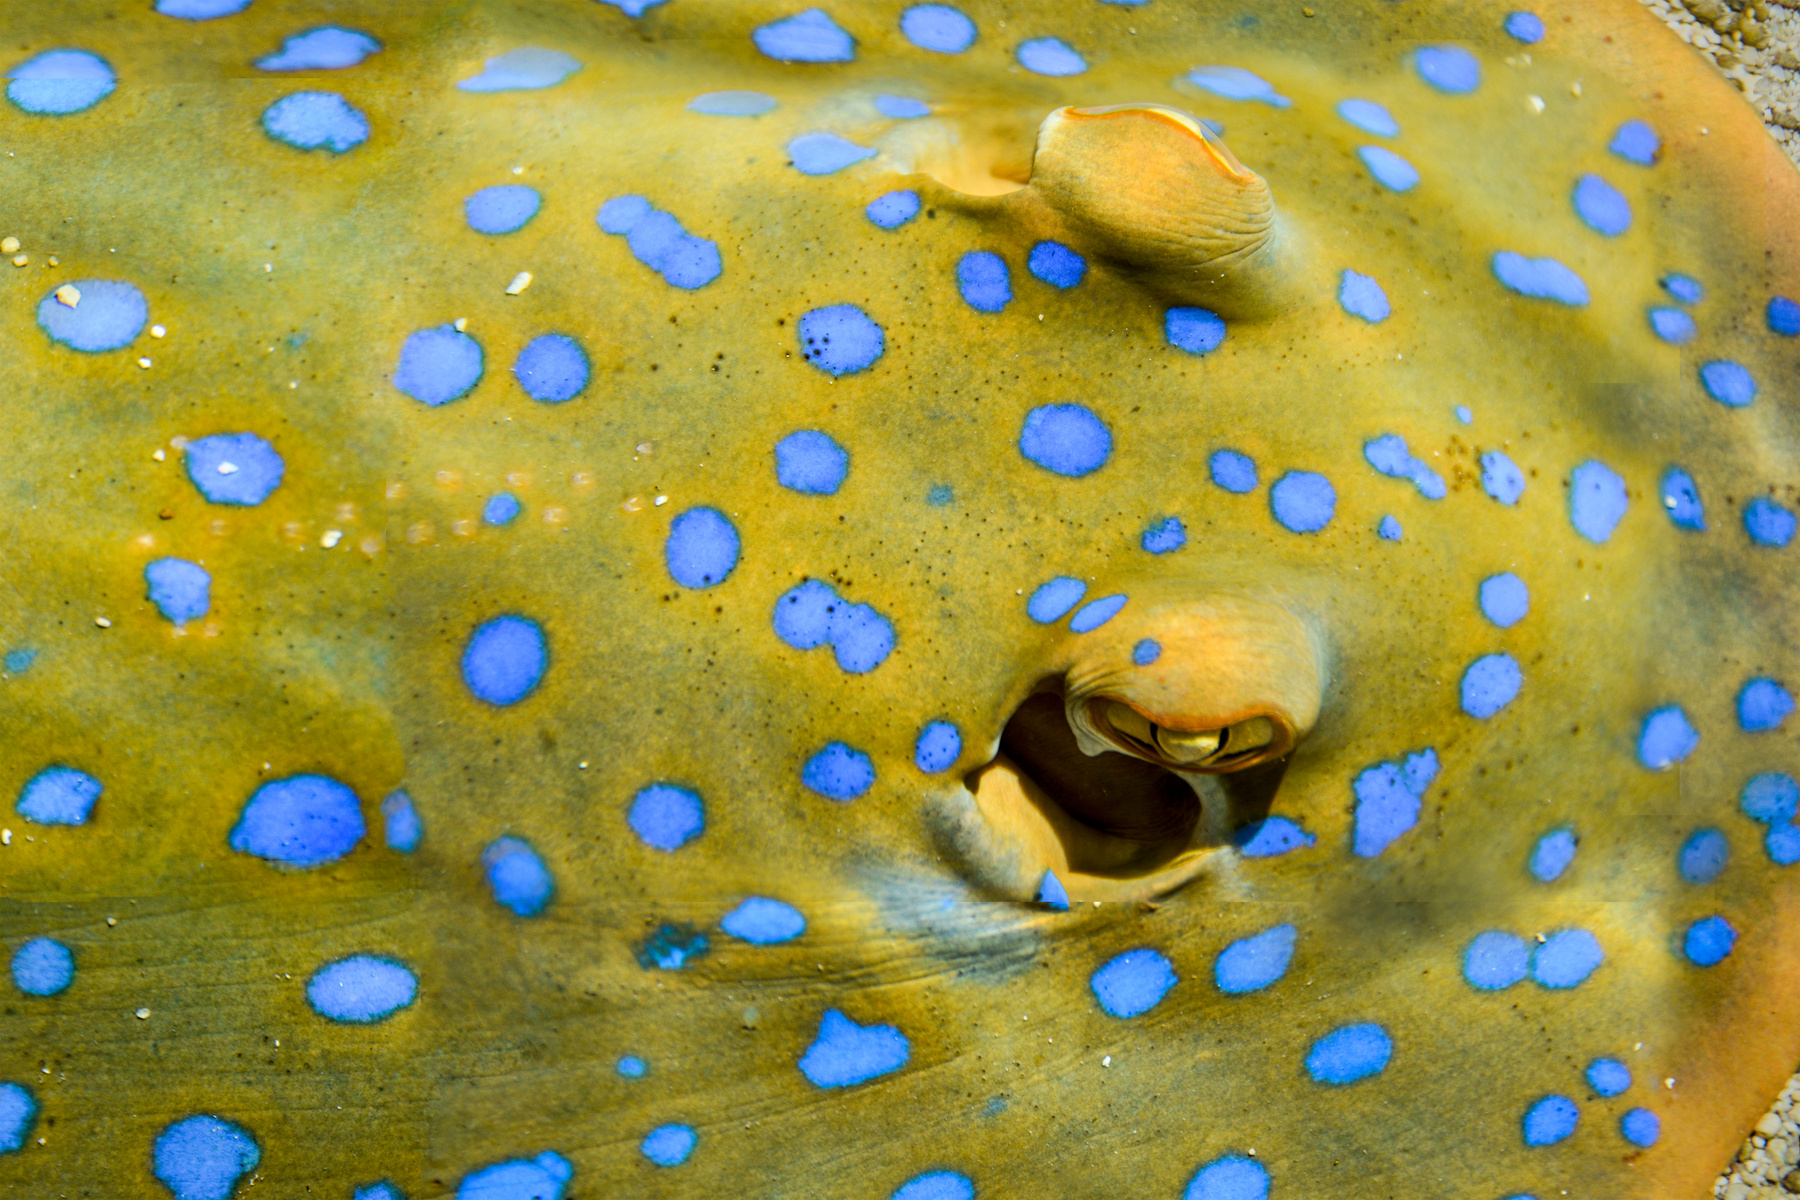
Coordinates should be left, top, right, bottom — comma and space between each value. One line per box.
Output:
876, 94, 930, 119
1339, 270, 1392, 321
1648, 307, 1696, 344
353, 1184, 403, 1200
1476, 451, 1524, 505
1678, 828, 1729, 884
755, 9, 856, 62
1027, 578, 1087, 624
596, 194, 651, 234
1768, 295, 1800, 336
1587, 1058, 1631, 1097
1141, 517, 1186, 554
927, 485, 953, 506
257, 27, 382, 71
1166, 307, 1227, 354
1530, 827, 1578, 882
1337, 98, 1398, 136
464, 185, 540, 234
1745, 497, 1796, 547
5, 49, 116, 115
788, 132, 877, 175
957, 250, 1011, 312
1569, 460, 1628, 543
11, 938, 73, 996
154, 0, 252, 16
512, 334, 588, 403
1659, 469, 1705, 530
1357, 147, 1419, 192
639, 924, 707, 969
1478, 573, 1529, 628
1701, 360, 1757, 407
4, 649, 35, 674
803, 742, 875, 801
902, 5, 976, 53
1610, 119, 1661, 165
1185, 65, 1291, 107
483, 493, 521, 526
1505, 12, 1546, 42
797, 304, 884, 375
1493, 252, 1588, 305
1461, 654, 1522, 719
1183, 1156, 1269, 1200
1522, 1096, 1579, 1146
688, 90, 777, 116
1352, 748, 1438, 857
1132, 639, 1162, 666
153, 1116, 261, 1200
1270, 471, 1335, 533
776, 430, 849, 495
799, 1009, 909, 1087
1683, 914, 1737, 966
603, 202, 722, 289
1621, 1108, 1660, 1148
1364, 434, 1445, 499
1638, 705, 1698, 770
1028, 241, 1087, 289
722, 897, 806, 945
144, 558, 210, 625
914, 721, 961, 773
892, 1171, 975, 1200
261, 92, 369, 152
1017, 37, 1086, 77
1377, 515, 1402, 540
306, 955, 417, 1023
867, 190, 922, 228
185, 432, 285, 506
455, 1152, 572, 1200
1214, 924, 1295, 995
462, 615, 548, 706
1069, 595, 1128, 634
665, 507, 740, 589
628, 784, 704, 852
1090, 948, 1177, 1018
1020, 404, 1111, 477
395, 325, 483, 406
1768, 824, 1800, 866
457, 48, 581, 91
1573, 174, 1631, 236
230, 775, 364, 868
617, 1056, 647, 1078
640, 1125, 696, 1168
1739, 678, 1794, 731
0, 1082, 36, 1154
382, 791, 421, 852
483, 837, 553, 917
1742, 773, 1799, 824
1210, 449, 1258, 493
1235, 816, 1316, 858
1532, 929, 1603, 988
1463, 931, 1529, 990
1037, 870, 1070, 910
17, 766, 101, 826
37, 278, 147, 352
1415, 45, 1481, 93
1662, 273, 1704, 304
601, 0, 666, 16
1456, 406, 1473, 424
1306, 1023, 1392, 1085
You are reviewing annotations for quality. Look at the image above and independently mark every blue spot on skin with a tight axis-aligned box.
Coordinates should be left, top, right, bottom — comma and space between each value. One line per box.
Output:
1028, 241, 1087, 289
1493, 252, 1588, 305
226, 773, 365, 868
600, 0, 666, 15
11, 938, 74, 996
797, 304, 884, 375
4, 649, 36, 674
1587, 1058, 1631, 1096
616, 1056, 647, 1078
464, 185, 541, 234
772, 579, 894, 672
17, 766, 101, 826
597, 195, 650, 233
628, 784, 705, 852
1678, 828, 1729, 884
914, 721, 961, 773
1017, 37, 1086, 77
1573, 174, 1631, 236
1027, 577, 1087, 624
803, 742, 875, 801
1339, 270, 1392, 321
776, 430, 849, 494
514, 335, 589, 403
1352, 748, 1439, 857
261, 92, 369, 152
1211, 450, 1258, 493
1235, 816, 1316, 858
36, 278, 147, 352
867, 190, 922, 228
1569, 460, 1628, 543
640, 1125, 696, 1168
1415, 45, 1481, 93
1663, 273, 1704, 304
1357, 147, 1419, 192
306, 956, 417, 1023
1532, 929, 1603, 988
1648, 307, 1696, 344
483, 493, 521, 526
1215, 924, 1296, 995
1185, 65, 1292, 107
1660, 469, 1706, 530
1036, 869, 1071, 911
1745, 497, 1797, 547
1461, 654, 1522, 719
1133, 639, 1162, 666
1306, 1024, 1392, 1085
1142, 517, 1186, 554
1769, 295, 1800, 336
457, 48, 581, 91
1463, 931, 1529, 990
902, 5, 977, 53
394, 325, 483, 406
461, 616, 548, 706
788, 132, 877, 175
1069, 595, 1128, 634
382, 791, 421, 852
144, 558, 211, 625
957, 251, 1011, 311
1742, 773, 1799, 824
1478, 573, 1529, 628
1477, 450, 1525, 505
892, 1171, 975, 1200
1270, 472, 1335, 533
1621, 1108, 1660, 1147
1740, 679, 1795, 731
1638, 705, 1698, 770
353, 1184, 403, 1200
0, 1082, 36, 1153
185, 432, 285, 506
1505, 11, 1546, 42
1701, 360, 1757, 407
1684, 915, 1737, 966
257, 27, 381, 71
665, 507, 740, 589
722, 897, 806, 945
153, 1116, 261, 1200
688, 90, 777, 116
754, 9, 856, 62
1090, 948, 1177, 1018
1375, 516, 1399, 543
5, 49, 116, 115
1530, 827, 1578, 882
876, 94, 930, 119
1769, 824, 1800, 866
156, 0, 252, 16
456, 1152, 572, 1200
1183, 1156, 1269, 1200
1166, 307, 1227, 354
1364, 435, 1445, 499
799, 1009, 909, 1087
1020, 404, 1111, 477
483, 837, 553, 917
599, 201, 723, 289
1337, 98, 1398, 136
1522, 1096, 1579, 1146
1610, 119, 1661, 165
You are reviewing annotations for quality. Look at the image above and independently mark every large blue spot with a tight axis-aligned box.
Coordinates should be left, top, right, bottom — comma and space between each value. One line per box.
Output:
153, 1116, 261, 1200
797, 304, 884, 375
1610, 120, 1660, 165
156, 0, 253, 16
11, 938, 74, 996
1532, 929, 1603, 988
1340, 270, 1392, 321
36, 278, 147, 352
1337, 98, 1398, 137
257, 27, 381, 71
1017, 37, 1085, 77
799, 1009, 909, 1087
771, 580, 893, 671
382, 791, 421, 852
483, 837, 553, 917
1742, 773, 1799, 824
1569, 460, 1627, 543
789, 132, 877, 175
1621, 1107, 1660, 1147
1638, 705, 1697, 770
1305, 1023, 1392, 1085
1679, 828, 1729, 884
513, 334, 589, 403
456, 1152, 572, 1200
1364, 434, 1444, 499
17, 766, 101, 826
1648, 307, 1696, 344
1069, 594, 1128, 634
914, 721, 961, 773
395, 325, 483, 406
1478, 451, 1524, 504
1745, 497, 1796, 547
1739, 678, 1794, 731
1660, 468, 1705, 530
465, 185, 541, 235
876, 94, 930, 119
957, 250, 1011, 312
1166, 307, 1227, 354
1461, 654, 1521, 718
775, 430, 849, 495
145, 558, 211, 625
1215, 924, 1295, 995
229, 775, 363, 868
1028, 241, 1086, 289
1234, 816, 1316, 858
1357, 147, 1419, 192
6, 49, 115, 115
867, 190, 921, 229
457, 48, 581, 91
641, 1125, 696, 1168
1133, 639, 1162, 666
262, 92, 368, 152
1505, 11, 1546, 42
1184, 1156, 1269, 1200
901, 5, 976, 53
604, 202, 723, 289
1020, 404, 1110, 477
1352, 748, 1439, 857
306, 955, 417, 1023
1142, 517, 1186, 555
1683, 914, 1736, 966
1493, 252, 1588, 305
892, 1171, 975, 1200
461, 615, 547, 705
1522, 1096, 1579, 1146
1211, 449, 1257, 493
1768, 824, 1800, 866
1530, 827, 1577, 882
1478, 573, 1528, 628
1270, 471, 1335, 533
803, 742, 875, 801
1185, 65, 1291, 107
1663, 273, 1704, 304
1027, 577, 1086, 623
1415, 45, 1481, 93
1586, 1058, 1631, 1097
665, 507, 740, 589
754, 10, 855, 62
628, 784, 704, 852
722, 897, 806, 944
1090, 948, 1177, 1018
0, 1083, 36, 1154
1769, 295, 1800, 336
185, 432, 285, 506
1573, 174, 1631, 236
688, 90, 777, 116
1700, 360, 1757, 408
1463, 931, 1529, 990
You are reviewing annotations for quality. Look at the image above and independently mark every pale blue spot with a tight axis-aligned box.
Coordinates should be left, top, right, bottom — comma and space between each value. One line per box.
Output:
1768, 824, 1800, 865
1678, 828, 1728, 884
596, 195, 651, 234
186, 432, 286, 507
306, 955, 417, 1023
1505, 12, 1545, 42
722, 897, 806, 945
1569, 460, 1627, 542
665, 507, 739, 589
1463, 931, 1529, 990
0, 1083, 36, 1154
901, 5, 976, 54
153, 1116, 261, 1200
1017, 38, 1086, 77
1683, 915, 1736, 967
803, 743, 875, 801
513, 335, 588, 404
1214, 924, 1295, 995
876, 94, 930, 119
1573, 174, 1631, 236
602, 202, 722, 289
1027, 577, 1086, 624
4, 649, 36, 674
1340, 270, 1392, 321
1210, 449, 1257, 493
1185, 65, 1291, 107
457, 48, 581, 92
1610, 120, 1660, 165
688, 90, 776, 116
156, 0, 252, 15
914, 721, 961, 773
1493, 252, 1588, 305
893, 1171, 975, 1200
261, 92, 368, 152
1028, 241, 1086, 289
1480, 451, 1525, 506
640, 1125, 695, 1167
1166, 307, 1227, 354
867, 190, 921, 229
11, 938, 73, 996
465, 185, 541, 235
1352, 748, 1438, 857
483, 493, 521, 526
6, 50, 116, 115
1069, 595, 1127, 634
461, 616, 547, 705
1739, 678, 1794, 731
600, 0, 666, 15
1090, 948, 1177, 1018
799, 1009, 909, 1087
1478, 573, 1528, 628
617, 1056, 647, 1078
1455, 405, 1473, 424
1522, 1096, 1579, 1146
1741, 773, 1799, 824
353, 1184, 404, 1200
797, 304, 884, 375
1020, 404, 1110, 477
1532, 929, 1603, 988
1461, 653, 1522, 719
755, 10, 855, 62
1357, 146, 1419, 192
1745, 498, 1795, 547
1132, 639, 1162, 666
230, 774, 363, 867
483, 837, 553, 917
257, 27, 381, 71
1364, 434, 1444, 499
1270, 471, 1335, 533
1037, 870, 1069, 910
1234, 816, 1315, 858
1337, 98, 1398, 137
37, 278, 147, 352
1306, 1023, 1392, 1085
776, 430, 849, 494
1529, 827, 1577, 882
1662, 273, 1703, 304
395, 325, 483, 406
789, 132, 877, 175
1648, 307, 1696, 344
1587, 1058, 1630, 1097
1638, 705, 1698, 770
629, 784, 704, 852
1378, 515, 1402, 540
771, 580, 892, 672
957, 250, 1011, 312
456, 1152, 572, 1200
1702, 360, 1758, 407
382, 791, 421, 852
1415, 45, 1481, 93
17, 766, 101, 826
1769, 295, 1800, 336
1184, 1156, 1269, 1200
145, 558, 210, 625
1142, 517, 1186, 554
1621, 1108, 1660, 1147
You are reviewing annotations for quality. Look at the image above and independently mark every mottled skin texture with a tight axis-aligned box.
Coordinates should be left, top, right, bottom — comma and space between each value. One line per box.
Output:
2, 1, 1799, 1197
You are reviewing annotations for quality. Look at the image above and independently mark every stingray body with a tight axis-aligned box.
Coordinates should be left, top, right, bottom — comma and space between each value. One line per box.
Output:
2, 1, 1799, 1197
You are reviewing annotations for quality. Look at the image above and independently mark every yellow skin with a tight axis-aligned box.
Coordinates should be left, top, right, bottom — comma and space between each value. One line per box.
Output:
2, 1, 1798, 1197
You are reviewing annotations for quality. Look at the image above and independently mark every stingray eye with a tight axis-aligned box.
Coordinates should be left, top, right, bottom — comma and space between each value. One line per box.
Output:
1097, 702, 1281, 770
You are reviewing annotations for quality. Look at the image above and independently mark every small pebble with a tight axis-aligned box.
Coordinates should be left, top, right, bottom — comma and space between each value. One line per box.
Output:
135, 1007, 149, 1019
0, 236, 17, 253
151, 324, 166, 338
94, 617, 111, 628
54, 283, 79, 307
505, 270, 533, 294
